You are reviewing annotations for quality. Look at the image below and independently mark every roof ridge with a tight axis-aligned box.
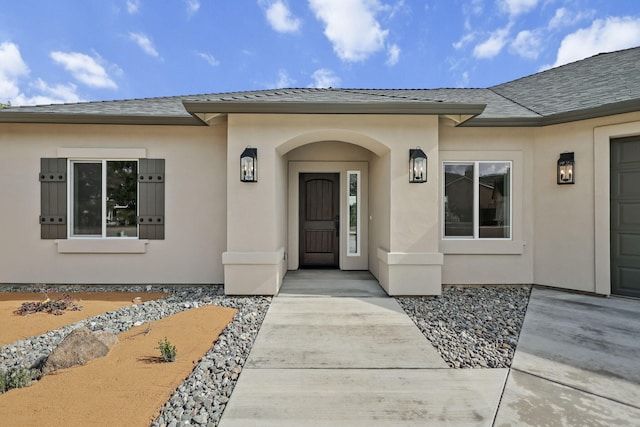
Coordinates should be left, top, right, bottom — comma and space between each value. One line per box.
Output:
338, 88, 440, 102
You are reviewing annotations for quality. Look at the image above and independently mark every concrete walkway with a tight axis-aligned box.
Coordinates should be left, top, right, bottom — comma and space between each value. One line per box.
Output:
219, 273, 640, 426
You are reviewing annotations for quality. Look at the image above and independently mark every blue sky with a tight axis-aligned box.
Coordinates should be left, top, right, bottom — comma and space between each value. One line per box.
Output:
0, 0, 639, 106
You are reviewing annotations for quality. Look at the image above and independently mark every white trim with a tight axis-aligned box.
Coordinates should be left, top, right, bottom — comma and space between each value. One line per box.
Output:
68, 159, 139, 239
58, 147, 146, 158
442, 160, 513, 241
56, 239, 148, 253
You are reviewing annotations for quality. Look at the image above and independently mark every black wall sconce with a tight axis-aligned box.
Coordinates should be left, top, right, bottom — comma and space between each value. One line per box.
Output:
409, 147, 427, 183
240, 147, 257, 182
557, 152, 575, 185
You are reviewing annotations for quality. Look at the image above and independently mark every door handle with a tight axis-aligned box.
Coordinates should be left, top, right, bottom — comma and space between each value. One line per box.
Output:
335, 215, 340, 237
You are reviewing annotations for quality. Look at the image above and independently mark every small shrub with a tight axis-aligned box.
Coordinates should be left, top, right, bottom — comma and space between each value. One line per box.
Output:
0, 367, 36, 392
157, 337, 177, 362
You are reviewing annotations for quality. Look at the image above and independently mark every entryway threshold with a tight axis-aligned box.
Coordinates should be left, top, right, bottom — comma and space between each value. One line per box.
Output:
278, 269, 387, 297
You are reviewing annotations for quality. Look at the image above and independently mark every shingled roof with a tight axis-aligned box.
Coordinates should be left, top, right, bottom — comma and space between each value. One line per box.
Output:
1, 46, 638, 127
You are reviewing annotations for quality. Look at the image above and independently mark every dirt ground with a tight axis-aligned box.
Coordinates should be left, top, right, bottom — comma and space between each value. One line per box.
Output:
0, 291, 167, 346
0, 304, 237, 426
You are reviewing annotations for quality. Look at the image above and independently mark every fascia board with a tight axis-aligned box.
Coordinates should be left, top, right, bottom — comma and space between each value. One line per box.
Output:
182, 100, 487, 116
0, 113, 204, 126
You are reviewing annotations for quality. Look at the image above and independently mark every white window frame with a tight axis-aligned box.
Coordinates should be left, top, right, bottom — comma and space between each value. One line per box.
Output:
442, 160, 512, 241
68, 159, 139, 239
346, 170, 361, 256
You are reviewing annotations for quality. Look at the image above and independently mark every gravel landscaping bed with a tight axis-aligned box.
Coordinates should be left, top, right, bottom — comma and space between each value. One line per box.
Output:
397, 285, 531, 369
2, 284, 532, 425
0, 285, 271, 427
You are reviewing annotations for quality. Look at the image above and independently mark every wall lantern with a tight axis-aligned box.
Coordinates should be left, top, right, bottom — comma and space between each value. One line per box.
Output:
557, 152, 575, 185
409, 147, 427, 183
240, 147, 257, 182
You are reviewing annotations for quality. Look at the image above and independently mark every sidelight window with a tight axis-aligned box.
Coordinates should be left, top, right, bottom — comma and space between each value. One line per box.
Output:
347, 170, 360, 255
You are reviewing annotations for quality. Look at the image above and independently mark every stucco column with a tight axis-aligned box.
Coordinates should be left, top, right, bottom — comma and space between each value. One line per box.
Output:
377, 117, 443, 295
222, 115, 286, 295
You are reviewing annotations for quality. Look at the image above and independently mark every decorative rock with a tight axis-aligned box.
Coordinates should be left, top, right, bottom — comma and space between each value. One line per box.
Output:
92, 330, 119, 348
132, 296, 142, 304
41, 328, 109, 374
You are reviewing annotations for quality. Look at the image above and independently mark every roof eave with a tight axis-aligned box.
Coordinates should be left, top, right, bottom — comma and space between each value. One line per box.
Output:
0, 113, 204, 126
182, 101, 487, 116
462, 99, 640, 127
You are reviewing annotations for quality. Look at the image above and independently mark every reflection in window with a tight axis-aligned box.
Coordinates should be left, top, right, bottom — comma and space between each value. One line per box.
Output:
444, 163, 474, 237
106, 161, 138, 237
479, 162, 510, 239
72, 160, 138, 238
347, 171, 360, 255
73, 163, 102, 235
444, 161, 511, 239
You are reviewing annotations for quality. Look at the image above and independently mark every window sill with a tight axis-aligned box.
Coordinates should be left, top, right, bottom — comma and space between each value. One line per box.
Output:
440, 239, 525, 255
56, 239, 148, 254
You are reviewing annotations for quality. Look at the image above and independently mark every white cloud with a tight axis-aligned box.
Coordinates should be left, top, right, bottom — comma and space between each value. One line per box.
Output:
473, 26, 510, 59
308, 68, 341, 88
0, 42, 84, 106
185, 0, 200, 16
0, 42, 29, 102
126, 0, 140, 14
551, 16, 640, 67
263, 1, 301, 33
386, 43, 400, 66
457, 71, 470, 88
50, 51, 117, 89
548, 7, 595, 30
197, 52, 220, 67
498, 0, 539, 17
271, 69, 296, 88
309, 0, 389, 62
129, 32, 160, 58
453, 32, 476, 50
510, 29, 542, 59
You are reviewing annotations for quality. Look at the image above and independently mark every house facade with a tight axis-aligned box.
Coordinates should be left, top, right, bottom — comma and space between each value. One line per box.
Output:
1, 47, 639, 298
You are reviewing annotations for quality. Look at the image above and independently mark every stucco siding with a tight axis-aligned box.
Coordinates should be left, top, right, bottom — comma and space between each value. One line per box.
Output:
438, 126, 535, 285
533, 112, 640, 293
0, 123, 227, 284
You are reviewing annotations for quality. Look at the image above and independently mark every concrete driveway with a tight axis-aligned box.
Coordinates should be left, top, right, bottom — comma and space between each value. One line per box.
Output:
495, 287, 640, 426
219, 272, 640, 426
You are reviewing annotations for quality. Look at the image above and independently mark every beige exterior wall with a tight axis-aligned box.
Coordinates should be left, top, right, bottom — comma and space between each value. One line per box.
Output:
223, 114, 443, 295
0, 122, 227, 284
4, 109, 640, 295
438, 126, 535, 285
533, 112, 640, 294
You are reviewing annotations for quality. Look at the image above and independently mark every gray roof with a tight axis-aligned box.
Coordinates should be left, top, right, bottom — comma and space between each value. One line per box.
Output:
1, 46, 639, 127
491, 46, 640, 119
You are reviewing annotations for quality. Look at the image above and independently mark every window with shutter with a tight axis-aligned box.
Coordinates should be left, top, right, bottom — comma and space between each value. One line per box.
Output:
40, 157, 165, 241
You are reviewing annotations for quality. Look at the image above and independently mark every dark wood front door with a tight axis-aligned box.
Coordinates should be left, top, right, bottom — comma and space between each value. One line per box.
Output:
299, 173, 340, 268
611, 136, 640, 298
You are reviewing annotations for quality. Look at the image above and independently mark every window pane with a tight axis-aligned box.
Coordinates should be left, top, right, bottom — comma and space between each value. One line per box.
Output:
106, 161, 138, 237
479, 162, 511, 239
73, 163, 102, 235
348, 171, 359, 255
444, 164, 474, 237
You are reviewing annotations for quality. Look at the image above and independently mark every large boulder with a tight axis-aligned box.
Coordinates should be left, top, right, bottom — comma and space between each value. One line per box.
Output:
42, 328, 110, 375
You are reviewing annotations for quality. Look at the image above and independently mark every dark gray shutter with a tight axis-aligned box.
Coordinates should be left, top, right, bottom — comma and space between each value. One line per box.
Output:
138, 159, 165, 239
39, 158, 67, 239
